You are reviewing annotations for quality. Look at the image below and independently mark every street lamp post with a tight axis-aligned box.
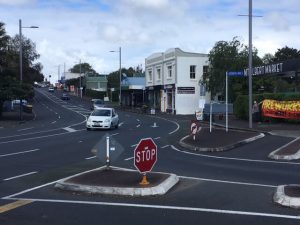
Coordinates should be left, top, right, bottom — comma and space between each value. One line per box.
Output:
19, 19, 38, 121
79, 59, 82, 99
238, 1, 262, 128
110, 47, 122, 106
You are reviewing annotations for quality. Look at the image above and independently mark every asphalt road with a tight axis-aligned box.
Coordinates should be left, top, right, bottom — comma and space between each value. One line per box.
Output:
0, 88, 300, 225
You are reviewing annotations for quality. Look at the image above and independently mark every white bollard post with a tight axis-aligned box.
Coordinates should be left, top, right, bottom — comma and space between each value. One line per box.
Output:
106, 136, 110, 168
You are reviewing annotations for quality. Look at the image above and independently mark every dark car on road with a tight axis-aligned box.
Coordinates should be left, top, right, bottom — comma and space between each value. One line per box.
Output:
61, 93, 70, 100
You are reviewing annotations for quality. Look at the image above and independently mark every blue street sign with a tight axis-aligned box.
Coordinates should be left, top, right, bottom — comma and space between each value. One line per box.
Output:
227, 71, 244, 76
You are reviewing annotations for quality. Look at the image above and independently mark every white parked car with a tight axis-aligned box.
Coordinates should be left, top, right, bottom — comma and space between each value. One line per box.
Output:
86, 108, 119, 130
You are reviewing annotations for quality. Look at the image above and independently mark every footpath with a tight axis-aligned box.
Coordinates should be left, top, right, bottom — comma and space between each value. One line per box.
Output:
1, 101, 300, 208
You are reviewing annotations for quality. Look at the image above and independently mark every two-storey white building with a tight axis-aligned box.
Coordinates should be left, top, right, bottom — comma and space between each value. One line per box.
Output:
145, 48, 210, 115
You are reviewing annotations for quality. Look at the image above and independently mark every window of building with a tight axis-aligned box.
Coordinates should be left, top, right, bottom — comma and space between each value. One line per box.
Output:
167, 65, 172, 78
156, 67, 161, 80
148, 70, 153, 81
190, 65, 196, 79
203, 65, 209, 77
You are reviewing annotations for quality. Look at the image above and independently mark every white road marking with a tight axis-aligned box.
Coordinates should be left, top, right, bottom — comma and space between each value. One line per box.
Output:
154, 137, 161, 140
124, 157, 134, 161
110, 133, 119, 136
151, 116, 179, 134
161, 145, 169, 149
51, 121, 56, 124
4, 172, 38, 181
0, 149, 40, 158
3, 166, 107, 199
2, 166, 299, 220
5, 197, 300, 220
179, 176, 276, 188
17, 127, 34, 132
85, 156, 96, 160
131, 144, 138, 147
136, 124, 141, 128
136, 119, 140, 122
119, 122, 124, 127
0, 130, 84, 145
63, 127, 77, 132
170, 145, 300, 166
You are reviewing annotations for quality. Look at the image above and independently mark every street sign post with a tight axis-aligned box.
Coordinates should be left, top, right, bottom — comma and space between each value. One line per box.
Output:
134, 138, 157, 185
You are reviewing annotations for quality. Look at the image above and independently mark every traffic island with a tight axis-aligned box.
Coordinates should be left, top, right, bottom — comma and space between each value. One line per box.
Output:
180, 127, 264, 152
273, 185, 300, 209
55, 167, 179, 196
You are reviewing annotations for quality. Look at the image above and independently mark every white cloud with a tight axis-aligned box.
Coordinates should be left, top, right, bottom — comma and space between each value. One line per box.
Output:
1, 0, 300, 84
0, 0, 35, 5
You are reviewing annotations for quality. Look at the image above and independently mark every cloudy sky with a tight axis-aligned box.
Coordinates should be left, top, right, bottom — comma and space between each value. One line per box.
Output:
1, 0, 299, 83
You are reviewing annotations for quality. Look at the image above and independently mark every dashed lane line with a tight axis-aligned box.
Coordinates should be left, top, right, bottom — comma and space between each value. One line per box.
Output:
17, 127, 34, 132
3, 171, 38, 181
0, 149, 40, 158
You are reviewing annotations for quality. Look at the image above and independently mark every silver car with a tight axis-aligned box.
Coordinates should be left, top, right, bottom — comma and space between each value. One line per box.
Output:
90, 99, 105, 110
86, 108, 119, 130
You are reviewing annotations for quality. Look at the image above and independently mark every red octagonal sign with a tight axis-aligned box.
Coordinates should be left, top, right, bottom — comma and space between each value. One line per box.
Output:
134, 138, 157, 173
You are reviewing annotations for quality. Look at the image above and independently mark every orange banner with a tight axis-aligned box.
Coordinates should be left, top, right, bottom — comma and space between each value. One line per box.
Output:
262, 99, 300, 120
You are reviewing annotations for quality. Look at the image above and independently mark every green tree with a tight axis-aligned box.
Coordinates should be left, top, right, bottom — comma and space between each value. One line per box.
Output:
206, 37, 263, 101
274, 46, 300, 62
0, 22, 43, 117
69, 62, 96, 74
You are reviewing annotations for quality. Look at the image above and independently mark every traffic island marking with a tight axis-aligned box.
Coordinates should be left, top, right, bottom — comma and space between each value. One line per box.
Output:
54, 167, 179, 196
274, 185, 300, 209
0, 200, 33, 214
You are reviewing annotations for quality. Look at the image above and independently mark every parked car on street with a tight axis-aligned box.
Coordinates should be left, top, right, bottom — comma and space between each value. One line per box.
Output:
48, 87, 54, 92
12, 99, 28, 106
61, 93, 70, 100
91, 99, 106, 110
86, 108, 119, 130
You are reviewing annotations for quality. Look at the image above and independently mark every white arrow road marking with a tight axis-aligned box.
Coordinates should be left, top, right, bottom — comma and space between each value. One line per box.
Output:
63, 127, 77, 132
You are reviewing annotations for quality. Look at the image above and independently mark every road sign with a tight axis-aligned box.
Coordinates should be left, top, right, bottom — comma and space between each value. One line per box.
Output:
227, 71, 244, 76
191, 122, 198, 140
134, 138, 157, 174
191, 122, 197, 135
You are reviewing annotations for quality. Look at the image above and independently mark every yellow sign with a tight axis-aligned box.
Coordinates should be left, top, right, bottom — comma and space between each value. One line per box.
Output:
262, 99, 300, 120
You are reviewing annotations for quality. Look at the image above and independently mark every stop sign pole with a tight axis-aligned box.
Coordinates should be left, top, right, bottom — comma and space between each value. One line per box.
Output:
134, 138, 157, 185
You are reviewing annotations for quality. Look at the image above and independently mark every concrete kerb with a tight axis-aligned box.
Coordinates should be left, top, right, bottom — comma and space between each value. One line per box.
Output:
55, 167, 179, 197
274, 185, 300, 209
268, 137, 300, 161
179, 132, 265, 152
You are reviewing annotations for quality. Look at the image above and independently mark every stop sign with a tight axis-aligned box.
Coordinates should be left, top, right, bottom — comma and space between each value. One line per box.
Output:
134, 138, 157, 173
